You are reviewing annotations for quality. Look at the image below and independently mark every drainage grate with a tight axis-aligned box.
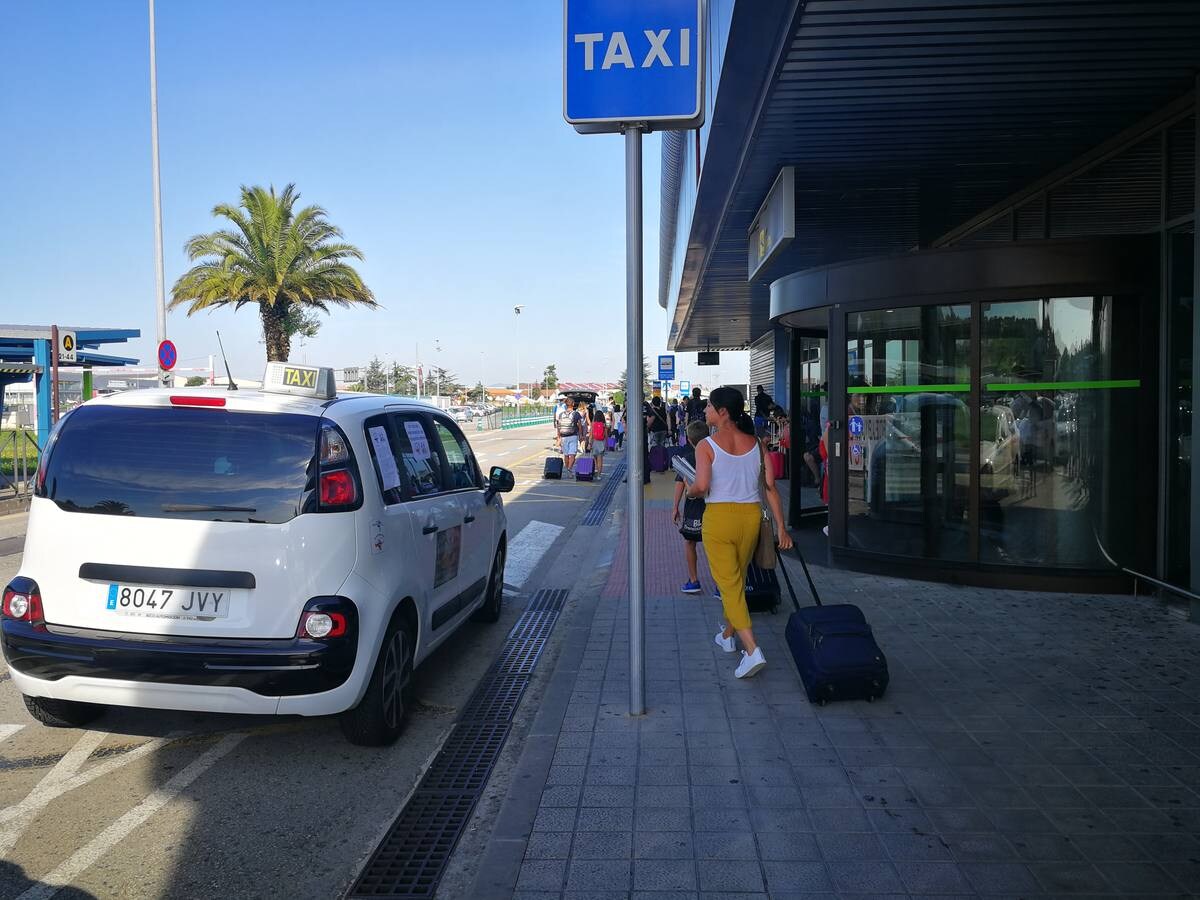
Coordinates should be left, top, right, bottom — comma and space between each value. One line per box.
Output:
582, 458, 627, 525
346, 588, 569, 899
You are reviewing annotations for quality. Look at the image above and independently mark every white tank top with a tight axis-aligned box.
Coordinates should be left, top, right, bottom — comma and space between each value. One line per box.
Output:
704, 436, 761, 504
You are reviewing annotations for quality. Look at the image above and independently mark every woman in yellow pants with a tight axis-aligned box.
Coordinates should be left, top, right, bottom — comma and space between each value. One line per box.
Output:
687, 387, 792, 678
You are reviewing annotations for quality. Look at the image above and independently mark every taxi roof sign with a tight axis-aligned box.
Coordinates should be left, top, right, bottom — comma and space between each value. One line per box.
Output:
262, 362, 336, 400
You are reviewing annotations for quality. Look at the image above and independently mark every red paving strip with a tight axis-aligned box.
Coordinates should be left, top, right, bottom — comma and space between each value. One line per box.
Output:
601, 504, 714, 599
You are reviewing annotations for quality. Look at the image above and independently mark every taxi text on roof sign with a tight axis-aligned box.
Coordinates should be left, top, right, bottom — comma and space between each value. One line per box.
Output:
262, 362, 337, 400
563, 0, 705, 132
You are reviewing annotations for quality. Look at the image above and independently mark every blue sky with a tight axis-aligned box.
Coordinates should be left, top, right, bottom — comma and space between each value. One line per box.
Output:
0, 0, 694, 387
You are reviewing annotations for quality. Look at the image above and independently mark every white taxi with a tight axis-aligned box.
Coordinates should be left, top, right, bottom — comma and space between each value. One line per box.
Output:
1, 363, 514, 745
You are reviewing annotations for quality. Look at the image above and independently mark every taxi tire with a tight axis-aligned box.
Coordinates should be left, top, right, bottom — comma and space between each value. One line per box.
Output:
471, 544, 505, 624
23, 694, 106, 729
339, 619, 415, 747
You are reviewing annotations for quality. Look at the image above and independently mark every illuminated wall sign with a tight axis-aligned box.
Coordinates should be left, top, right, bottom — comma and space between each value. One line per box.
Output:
747, 167, 795, 281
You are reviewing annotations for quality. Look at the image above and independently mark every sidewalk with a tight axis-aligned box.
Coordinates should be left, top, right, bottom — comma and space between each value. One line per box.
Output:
474, 474, 1200, 899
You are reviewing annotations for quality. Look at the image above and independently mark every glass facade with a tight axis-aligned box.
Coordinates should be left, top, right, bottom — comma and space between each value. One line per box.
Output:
794, 336, 827, 515
845, 306, 972, 559
1166, 228, 1194, 588
840, 297, 1146, 570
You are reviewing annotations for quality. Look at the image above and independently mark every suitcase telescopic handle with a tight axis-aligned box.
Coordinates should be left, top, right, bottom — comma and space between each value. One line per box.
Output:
775, 542, 823, 610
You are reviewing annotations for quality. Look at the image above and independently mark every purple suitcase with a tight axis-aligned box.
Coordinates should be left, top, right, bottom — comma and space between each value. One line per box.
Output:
574, 455, 595, 481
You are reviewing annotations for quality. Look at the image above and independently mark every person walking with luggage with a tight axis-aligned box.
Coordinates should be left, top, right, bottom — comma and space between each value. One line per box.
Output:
557, 400, 583, 475
613, 404, 625, 449
687, 386, 792, 679
590, 410, 608, 479
673, 420, 711, 595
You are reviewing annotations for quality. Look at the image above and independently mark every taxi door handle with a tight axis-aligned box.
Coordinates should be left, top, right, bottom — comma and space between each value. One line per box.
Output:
422, 524, 438, 535
463, 514, 475, 524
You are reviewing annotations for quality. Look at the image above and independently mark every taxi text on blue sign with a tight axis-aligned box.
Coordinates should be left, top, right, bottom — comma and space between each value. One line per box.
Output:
657, 354, 675, 381
564, 0, 704, 131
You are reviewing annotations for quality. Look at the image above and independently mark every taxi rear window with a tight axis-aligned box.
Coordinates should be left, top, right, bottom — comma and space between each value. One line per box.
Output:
38, 405, 318, 524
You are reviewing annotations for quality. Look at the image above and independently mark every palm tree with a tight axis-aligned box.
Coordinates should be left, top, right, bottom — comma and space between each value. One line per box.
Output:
170, 184, 376, 361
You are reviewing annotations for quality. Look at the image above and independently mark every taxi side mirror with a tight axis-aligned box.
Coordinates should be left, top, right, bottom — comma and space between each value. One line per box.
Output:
486, 466, 515, 501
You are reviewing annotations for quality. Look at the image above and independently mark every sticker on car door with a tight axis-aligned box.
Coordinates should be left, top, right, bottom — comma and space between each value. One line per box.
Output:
435, 525, 461, 587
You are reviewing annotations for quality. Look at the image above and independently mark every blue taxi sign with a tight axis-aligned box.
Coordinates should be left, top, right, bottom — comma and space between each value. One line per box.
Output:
564, 0, 705, 132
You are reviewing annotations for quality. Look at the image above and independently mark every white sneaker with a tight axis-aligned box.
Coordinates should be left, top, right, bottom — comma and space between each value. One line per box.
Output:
735, 647, 766, 679
714, 631, 736, 653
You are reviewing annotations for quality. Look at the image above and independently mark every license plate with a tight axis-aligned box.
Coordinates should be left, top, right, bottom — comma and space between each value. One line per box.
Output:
106, 584, 234, 620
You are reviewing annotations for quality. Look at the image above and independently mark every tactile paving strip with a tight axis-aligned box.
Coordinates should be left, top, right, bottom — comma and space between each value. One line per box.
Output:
581, 457, 628, 525
346, 588, 568, 898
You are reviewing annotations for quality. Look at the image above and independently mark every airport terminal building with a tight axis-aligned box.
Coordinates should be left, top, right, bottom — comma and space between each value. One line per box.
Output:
660, 1, 1200, 603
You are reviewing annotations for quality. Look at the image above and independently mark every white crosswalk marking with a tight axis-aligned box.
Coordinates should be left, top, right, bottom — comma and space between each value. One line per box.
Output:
503, 520, 564, 588
16, 733, 248, 900
0, 724, 24, 746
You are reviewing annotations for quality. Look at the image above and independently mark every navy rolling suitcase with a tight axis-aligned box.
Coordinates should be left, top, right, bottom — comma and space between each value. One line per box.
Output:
745, 563, 780, 614
779, 547, 888, 705
544, 457, 564, 479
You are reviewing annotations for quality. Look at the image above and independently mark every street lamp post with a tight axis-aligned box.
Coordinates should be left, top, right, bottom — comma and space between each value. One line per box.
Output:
513, 305, 524, 407
148, 0, 168, 386
435, 340, 443, 400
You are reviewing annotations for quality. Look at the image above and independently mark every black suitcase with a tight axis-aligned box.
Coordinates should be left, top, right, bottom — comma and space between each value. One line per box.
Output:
543, 457, 563, 479
779, 547, 889, 705
745, 563, 780, 614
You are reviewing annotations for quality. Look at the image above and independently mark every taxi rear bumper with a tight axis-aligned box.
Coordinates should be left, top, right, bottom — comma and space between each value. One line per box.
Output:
1, 616, 357, 698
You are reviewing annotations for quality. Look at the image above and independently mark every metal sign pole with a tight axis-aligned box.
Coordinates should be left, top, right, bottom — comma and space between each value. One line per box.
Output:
625, 124, 645, 717
148, 0, 168, 387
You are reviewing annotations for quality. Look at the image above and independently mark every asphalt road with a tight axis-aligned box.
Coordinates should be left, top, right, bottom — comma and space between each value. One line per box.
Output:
0, 422, 601, 900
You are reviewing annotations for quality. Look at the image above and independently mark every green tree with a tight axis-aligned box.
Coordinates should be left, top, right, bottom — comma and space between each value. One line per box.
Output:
618, 358, 652, 399
363, 356, 387, 393
169, 184, 376, 362
389, 362, 416, 395
542, 364, 559, 391
427, 366, 463, 396
472, 381, 487, 404
185, 375, 207, 387
282, 305, 322, 342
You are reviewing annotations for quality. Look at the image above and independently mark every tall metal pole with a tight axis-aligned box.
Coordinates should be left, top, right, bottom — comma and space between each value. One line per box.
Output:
148, 0, 168, 386
624, 125, 645, 716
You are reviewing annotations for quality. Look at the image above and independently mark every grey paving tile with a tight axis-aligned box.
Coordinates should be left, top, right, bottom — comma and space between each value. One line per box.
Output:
760, 861, 833, 893
1028, 861, 1110, 893
745, 785, 803, 808
693, 832, 756, 860
572, 830, 633, 860
535, 807, 580, 832
696, 859, 764, 892
517, 859, 567, 892
879, 831, 955, 861
542, 785, 584, 808
689, 765, 741, 785
633, 859, 698, 891
637, 784, 691, 807
548, 765, 587, 786
635, 806, 692, 832
525, 832, 574, 860
750, 806, 812, 833
576, 807, 634, 832
555, 748, 591, 766
586, 766, 638, 786
801, 785, 863, 808
1008, 831, 1083, 861
805, 806, 873, 833
691, 784, 747, 807
755, 832, 822, 861
581, 785, 635, 808
826, 860, 906, 893
1095, 861, 1185, 894
816, 831, 888, 860
639, 765, 690, 785
865, 806, 935, 833
693, 806, 752, 832
566, 858, 631, 892
634, 831, 695, 860
893, 861, 974, 893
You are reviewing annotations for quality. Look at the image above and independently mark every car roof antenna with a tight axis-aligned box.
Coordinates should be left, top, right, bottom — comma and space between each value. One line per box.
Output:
215, 331, 238, 391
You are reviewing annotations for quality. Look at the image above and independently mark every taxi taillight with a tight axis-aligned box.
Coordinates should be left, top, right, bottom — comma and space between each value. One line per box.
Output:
3, 579, 45, 631
317, 422, 360, 512
170, 396, 226, 407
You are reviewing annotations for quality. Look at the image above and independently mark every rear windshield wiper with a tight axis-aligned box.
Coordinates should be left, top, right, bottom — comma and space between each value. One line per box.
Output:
161, 503, 257, 513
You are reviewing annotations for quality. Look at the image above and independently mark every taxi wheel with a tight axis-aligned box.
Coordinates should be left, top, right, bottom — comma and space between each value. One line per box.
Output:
339, 620, 415, 747
23, 694, 105, 728
472, 545, 505, 624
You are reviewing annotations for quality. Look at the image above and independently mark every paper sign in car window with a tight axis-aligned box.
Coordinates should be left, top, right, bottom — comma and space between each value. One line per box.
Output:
368, 426, 402, 491
404, 420, 432, 460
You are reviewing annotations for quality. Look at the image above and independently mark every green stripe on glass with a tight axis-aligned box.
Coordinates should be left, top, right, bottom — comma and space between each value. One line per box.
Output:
798, 391, 828, 397
847, 384, 971, 395
985, 379, 1141, 392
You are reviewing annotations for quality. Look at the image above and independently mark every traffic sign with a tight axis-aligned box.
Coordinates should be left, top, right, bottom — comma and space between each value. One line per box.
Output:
59, 331, 77, 363
657, 354, 675, 381
564, 0, 705, 132
680, 379, 690, 394
158, 339, 178, 371
849, 415, 864, 436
